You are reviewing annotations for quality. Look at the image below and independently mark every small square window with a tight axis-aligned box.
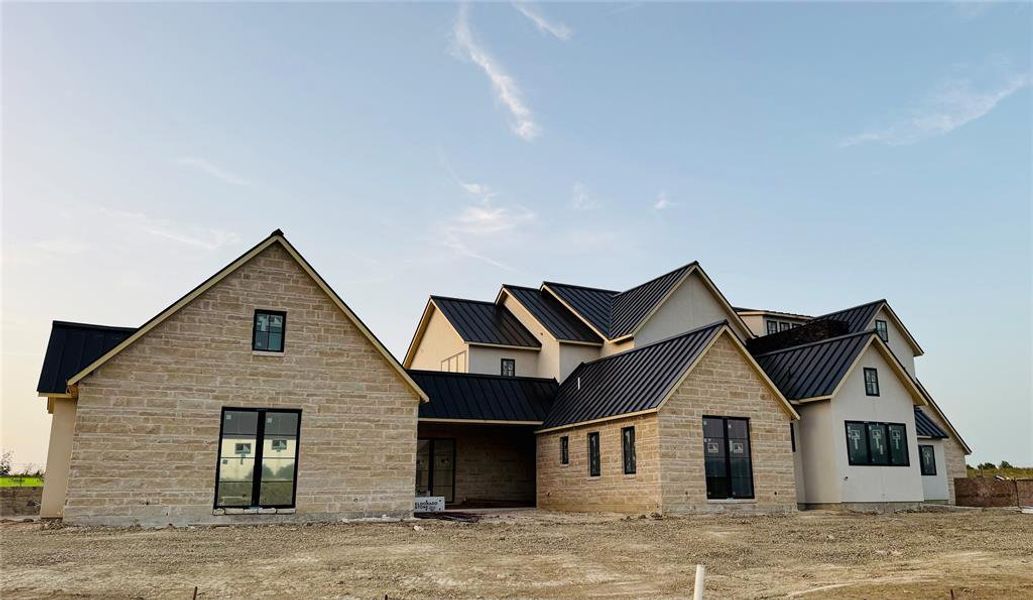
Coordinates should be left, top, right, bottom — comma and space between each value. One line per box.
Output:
560, 436, 569, 465
500, 358, 516, 377
271, 439, 288, 451
234, 442, 252, 456
253, 310, 286, 352
875, 320, 888, 343
864, 368, 880, 396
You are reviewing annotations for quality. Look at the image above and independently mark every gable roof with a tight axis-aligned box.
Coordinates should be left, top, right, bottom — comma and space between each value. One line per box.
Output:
539, 322, 795, 432
542, 263, 753, 342
914, 406, 948, 439
37, 322, 137, 395
814, 299, 924, 356
431, 297, 541, 348
64, 230, 428, 402
751, 331, 872, 401
410, 370, 556, 424
500, 285, 602, 344
912, 379, 972, 454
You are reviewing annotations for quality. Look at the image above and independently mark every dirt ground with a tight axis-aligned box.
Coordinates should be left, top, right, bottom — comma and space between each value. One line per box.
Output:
1, 509, 1031, 599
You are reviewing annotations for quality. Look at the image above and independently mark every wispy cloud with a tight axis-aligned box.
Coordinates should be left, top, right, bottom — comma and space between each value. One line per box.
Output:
653, 191, 674, 211
571, 182, 599, 211
842, 68, 1030, 147
102, 208, 241, 251
453, 4, 541, 141
175, 157, 252, 186
32, 238, 90, 255
513, 2, 572, 41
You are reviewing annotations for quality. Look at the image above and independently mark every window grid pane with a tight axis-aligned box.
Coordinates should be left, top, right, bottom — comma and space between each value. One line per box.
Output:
253, 310, 286, 352
216, 408, 300, 509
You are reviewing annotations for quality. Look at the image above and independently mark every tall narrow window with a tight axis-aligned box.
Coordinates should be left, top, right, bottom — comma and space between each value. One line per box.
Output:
703, 416, 754, 500
875, 319, 889, 343
863, 368, 880, 396
867, 422, 889, 465
500, 358, 516, 377
845, 422, 869, 465
622, 427, 636, 474
587, 432, 601, 477
253, 310, 286, 352
887, 423, 909, 466
790, 422, 797, 453
560, 436, 569, 465
919, 445, 937, 476
215, 408, 301, 509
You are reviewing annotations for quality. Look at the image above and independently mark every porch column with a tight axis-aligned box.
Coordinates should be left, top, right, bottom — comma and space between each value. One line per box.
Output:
40, 398, 77, 519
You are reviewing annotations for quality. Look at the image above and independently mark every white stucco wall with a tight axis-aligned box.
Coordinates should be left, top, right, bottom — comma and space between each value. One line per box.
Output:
408, 307, 468, 371
790, 421, 806, 503
558, 343, 600, 382
635, 272, 749, 346
919, 439, 950, 501
873, 307, 917, 375
500, 294, 601, 381
796, 401, 840, 504
830, 345, 924, 504
739, 314, 766, 337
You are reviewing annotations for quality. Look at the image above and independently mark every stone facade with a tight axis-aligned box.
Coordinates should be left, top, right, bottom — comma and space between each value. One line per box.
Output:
63, 243, 421, 526
418, 423, 536, 505
658, 335, 796, 513
537, 414, 661, 513
536, 334, 796, 515
0, 487, 43, 517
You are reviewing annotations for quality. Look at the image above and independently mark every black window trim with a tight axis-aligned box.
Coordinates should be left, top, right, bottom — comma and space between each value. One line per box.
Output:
252, 309, 287, 353
621, 426, 636, 475
500, 358, 516, 377
875, 319, 889, 343
560, 435, 569, 465
844, 420, 910, 467
214, 407, 302, 510
587, 431, 601, 477
417, 437, 457, 504
703, 415, 756, 500
790, 422, 796, 453
863, 367, 880, 396
919, 444, 937, 476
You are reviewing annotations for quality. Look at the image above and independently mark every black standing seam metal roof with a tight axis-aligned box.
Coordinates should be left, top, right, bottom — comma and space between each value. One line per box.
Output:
37, 321, 137, 394
431, 297, 541, 348
409, 370, 557, 422
751, 331, 875, 401
913, 407, 948, 438
542, 283, 616, 337
502, 285, 602, 344
812, 300, 884, 333
540, 321, 726, 429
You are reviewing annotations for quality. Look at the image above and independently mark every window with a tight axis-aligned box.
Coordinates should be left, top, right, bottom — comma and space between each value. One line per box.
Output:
778, 321, 791, 332
790, 423, 796, 453
216, 408, 301, 509
587, 432, 601, 477
864, 368, 880, 396
919, 444, 937, 476
253, 310, 286, 352
622, 427, 636, 474
560, 436, 569, 465
500, 358, 516, 377
875, 319, 889, 343
766, 321, 779, 335
845, 421, 909, 466
702, 416, 754, 499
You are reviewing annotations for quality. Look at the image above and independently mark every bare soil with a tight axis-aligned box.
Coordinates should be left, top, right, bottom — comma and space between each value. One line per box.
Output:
2, 509, 1031, 599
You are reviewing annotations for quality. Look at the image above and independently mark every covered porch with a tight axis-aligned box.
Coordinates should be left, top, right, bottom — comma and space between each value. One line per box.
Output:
409, 370, 557, 509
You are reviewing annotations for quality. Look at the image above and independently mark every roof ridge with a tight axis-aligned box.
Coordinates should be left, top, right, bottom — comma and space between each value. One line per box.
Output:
430, 295, 494, 305
813, 299, 886, 320
541, 281, 619, 295
614, 262, 696, 299
501, 284, 539, 292
406, 369, 558, 384
752, 329, 876, 357
52, 320, 138, 332
578, 320, 726, 367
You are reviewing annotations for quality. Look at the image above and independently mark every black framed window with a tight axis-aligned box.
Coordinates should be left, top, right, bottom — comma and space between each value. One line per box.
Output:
875, 319, 889, 343
622, 427, 636, 474
215, 408, 301, 509
500, 358, 516, 377
845, 421, 909, 466
919, 444, 937, 476
766, 320, 778, 335
587, 432, 600, 477
253, 310, 286, 352
778, 321, 791, 332
863, 368, 880, 396
560, 436, 569, 465
790, 422, 797, 453
703, 416, 754, 499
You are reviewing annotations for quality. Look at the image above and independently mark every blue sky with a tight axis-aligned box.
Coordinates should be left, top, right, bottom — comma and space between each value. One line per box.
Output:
2, 2, 1030, 469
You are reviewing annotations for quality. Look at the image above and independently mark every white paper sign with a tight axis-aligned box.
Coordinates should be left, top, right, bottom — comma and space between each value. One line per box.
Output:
414, 496, 445, 512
